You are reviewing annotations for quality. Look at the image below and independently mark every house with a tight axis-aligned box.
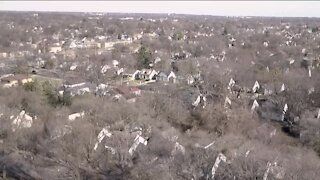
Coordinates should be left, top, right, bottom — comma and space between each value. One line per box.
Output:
69, 64, 78, 71
252, 81, 260, 93
192, 94, 207, 108
35, 58, 45, 68
148, 69, 158, 81
145, 32, 159, 39
1, 74, 33, 88
117, 67, 124, 75
69, 41, 77, 49
155, 71, 177, 83
101, 64, 111, 74
128, 133, 148, 155
122, 69, 139, 80
157, 72, 168, 82
154, 57, 161, 64
85, 40, 101, 49
104, 42, 115, 50
138, 69, 158, 81
112, 60, 119, 67
130, 70, 141, 80
95, 83, 108, 96
11, 110, 34, 131
115, 85, 141, 99
93, 126, 112, 151
167, 71, 177, 83
133, 33, 143, 40
0, 52, 7, 58
49, 46, 62, 54
68, 111, 85, 121
118, 33, 127, 40
61, 82, 96, 96
144, 69, 157, 81
187, 75, 195, 85
61, 72, 91, 96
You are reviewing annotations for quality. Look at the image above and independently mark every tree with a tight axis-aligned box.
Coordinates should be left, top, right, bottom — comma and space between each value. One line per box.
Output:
173, 31, 183, 40
42, 81, 72, 107
23, 79, 40, 92
136, 46, 152, 69
60, 89, 72, 106
42, 81, 59, 106
44, 60, 55, 70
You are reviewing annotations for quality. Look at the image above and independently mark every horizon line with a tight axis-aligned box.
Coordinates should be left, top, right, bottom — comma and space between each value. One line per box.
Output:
1, 9, 320, 19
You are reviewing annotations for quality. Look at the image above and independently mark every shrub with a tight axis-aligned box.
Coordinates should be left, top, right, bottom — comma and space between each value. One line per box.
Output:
23, 79, 40, 92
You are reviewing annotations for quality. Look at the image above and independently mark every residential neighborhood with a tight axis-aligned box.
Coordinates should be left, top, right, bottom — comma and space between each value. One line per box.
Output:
1, 7, 320, 180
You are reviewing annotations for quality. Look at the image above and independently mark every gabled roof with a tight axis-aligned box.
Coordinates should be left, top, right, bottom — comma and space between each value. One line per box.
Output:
157, 71, 168, 77
168, 71, 176, 79
115, 85, 141, 99
64, 82, 96, 92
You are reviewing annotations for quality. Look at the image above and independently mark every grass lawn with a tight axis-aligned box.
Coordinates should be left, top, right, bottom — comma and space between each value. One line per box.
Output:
31, 74, 64, 87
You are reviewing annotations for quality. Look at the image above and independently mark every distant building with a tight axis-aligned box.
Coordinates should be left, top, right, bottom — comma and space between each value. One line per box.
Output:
115, 85, 141, 99
167, 71, 177, 83
140, 69, 157, 81
62, 82, 96, 96
156, 72, 168, 82
1, 74, 33, 88
49, 46, 62, 54
0, 52, 8, 58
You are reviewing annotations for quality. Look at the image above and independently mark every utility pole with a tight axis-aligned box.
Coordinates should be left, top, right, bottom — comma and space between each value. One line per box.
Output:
120, 74, 123, 86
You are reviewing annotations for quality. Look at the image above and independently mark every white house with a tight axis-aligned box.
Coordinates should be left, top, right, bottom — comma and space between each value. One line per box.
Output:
187, 75, 195, 85
251, 100, 259, 113
94, 126, 112, 151
167, 71, 177, 83
1, 75, 33, 88
280, 84, 285, 92
131, 70, 141, 81
68, 111, 85, 121
228, 78, 235, 90
211, 153, 227, 179
49, 46, 62, 54
252, 81, 260, 93
129, 134, 148, 155
148, 69, 158, 81
11, 110, 33, 131
101, 64, 111, 74
0, 52, 8, 58
224, 96, 232, 108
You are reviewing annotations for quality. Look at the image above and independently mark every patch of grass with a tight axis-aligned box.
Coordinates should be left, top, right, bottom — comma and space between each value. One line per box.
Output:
31, 75, 63, 88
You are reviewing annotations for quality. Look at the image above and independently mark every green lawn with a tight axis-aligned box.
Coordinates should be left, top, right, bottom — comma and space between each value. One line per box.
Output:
31, 74, 64, 87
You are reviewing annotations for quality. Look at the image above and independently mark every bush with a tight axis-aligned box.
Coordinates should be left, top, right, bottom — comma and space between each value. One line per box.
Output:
23, 79, 40, 92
